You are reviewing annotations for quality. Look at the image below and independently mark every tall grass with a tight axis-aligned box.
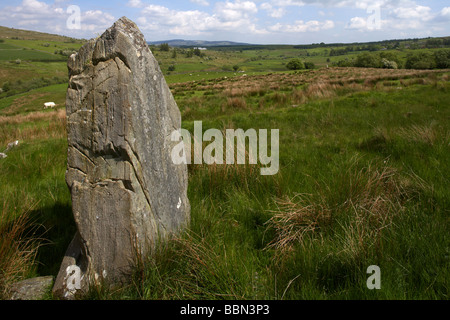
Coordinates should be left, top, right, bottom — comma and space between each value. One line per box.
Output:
266, 161, 407, 261
0, 65, 448, 300
0, 201, 43, 299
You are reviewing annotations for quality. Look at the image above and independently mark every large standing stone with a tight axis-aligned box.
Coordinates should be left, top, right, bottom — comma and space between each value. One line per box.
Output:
52, 17, 190, 299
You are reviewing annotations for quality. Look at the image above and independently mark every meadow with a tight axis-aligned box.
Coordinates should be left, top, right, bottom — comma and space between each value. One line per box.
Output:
0, 28, 449, 300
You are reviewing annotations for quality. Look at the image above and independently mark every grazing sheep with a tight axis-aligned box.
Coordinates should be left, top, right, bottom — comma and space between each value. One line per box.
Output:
44, 102, 56, 109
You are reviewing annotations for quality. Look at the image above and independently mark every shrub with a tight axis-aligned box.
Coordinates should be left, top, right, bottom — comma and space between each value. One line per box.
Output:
286, 58, 305, 70
304, 61, 315, 70
168, 65, 176, 72
334, 59, 354, 67
379, 51, 402, 68
381, 58, 398, 69
159, 43, 170, 52
355, 52, 381, 68
434, 49, 450, 69
2, 82, 10, 92
405, 52, 436, 69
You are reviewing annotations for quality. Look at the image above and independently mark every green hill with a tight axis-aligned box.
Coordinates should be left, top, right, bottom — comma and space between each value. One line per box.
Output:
0, 25, 81, 42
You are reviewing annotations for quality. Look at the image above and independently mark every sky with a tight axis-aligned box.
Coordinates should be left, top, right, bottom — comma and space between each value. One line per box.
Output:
0, 0, 449, 44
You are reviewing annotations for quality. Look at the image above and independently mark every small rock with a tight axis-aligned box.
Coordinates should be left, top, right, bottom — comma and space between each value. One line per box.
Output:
9, 276, 54, 300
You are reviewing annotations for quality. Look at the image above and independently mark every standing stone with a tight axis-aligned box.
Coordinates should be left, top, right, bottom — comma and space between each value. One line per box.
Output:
52, 17, 190, 299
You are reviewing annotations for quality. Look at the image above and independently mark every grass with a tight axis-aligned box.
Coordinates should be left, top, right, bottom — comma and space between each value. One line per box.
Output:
0, 35, 448, 300
62, 69, 449, 300
0, 200, 43, 299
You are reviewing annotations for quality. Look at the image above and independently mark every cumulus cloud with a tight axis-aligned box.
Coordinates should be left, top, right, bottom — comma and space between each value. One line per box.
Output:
0, 0, 115, 38
261, 2, 286, 18
137, 1, 267, 37
190, 0, 210, 6
269, 19, 335, 32
127, 0, 144, 8
392, 5, 432, 20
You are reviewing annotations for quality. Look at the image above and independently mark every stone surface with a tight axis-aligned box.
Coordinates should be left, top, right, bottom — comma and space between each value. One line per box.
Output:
9, 276, 53, 300
52, 17, 190, 299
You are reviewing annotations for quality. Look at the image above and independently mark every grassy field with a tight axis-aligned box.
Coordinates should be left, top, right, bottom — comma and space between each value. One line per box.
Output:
0, 28, 449, 300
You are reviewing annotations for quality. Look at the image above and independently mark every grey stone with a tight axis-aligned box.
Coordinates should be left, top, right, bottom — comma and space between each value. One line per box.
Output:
9, 276, 53, 300
52, 17, 190, 299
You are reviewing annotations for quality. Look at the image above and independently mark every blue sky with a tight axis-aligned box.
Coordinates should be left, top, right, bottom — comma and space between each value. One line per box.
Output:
0, 0, 449, 44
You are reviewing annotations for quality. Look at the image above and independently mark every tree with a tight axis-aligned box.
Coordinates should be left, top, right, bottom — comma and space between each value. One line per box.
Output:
286, 58, 305, 70
379, 51, 401, 67
233, 65, 240, 72
193, 48, 201, 56
405, 52, 436, 69
355, 52, 381, 68
159, 43, 170, 52
2, 81, 10, 92
304, 61, 315, 69
434, 49, 450, 69
381, 58, 398, 69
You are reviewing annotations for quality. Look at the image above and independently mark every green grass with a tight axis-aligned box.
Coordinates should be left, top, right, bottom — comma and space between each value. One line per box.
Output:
0, 83, 67, 115
70, 77, 449, 300
0, 48, 65, 61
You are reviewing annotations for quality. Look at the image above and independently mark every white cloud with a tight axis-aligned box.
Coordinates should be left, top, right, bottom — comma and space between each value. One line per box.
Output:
261, 2, 286, 18
346, 16, 368, 29
137, 1, 267, 37
269, 19, 334, 32
190, 0, 210, 6
0, 0, 115, 38
392, 5, 432, 20
127, 0, 144, 8
215, 0, 258, 21
440, 7, 450, 17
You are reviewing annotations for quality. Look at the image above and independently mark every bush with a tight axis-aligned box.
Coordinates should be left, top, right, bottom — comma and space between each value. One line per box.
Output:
434, 49, 450, 69
286, 58, 305, 70
334, 59, 354, 67
168, 65, 176, 72
379, 51, 402, 68
381, 58, 398, 69
405, 52, 436, 69
2, 82, 10, 92
159, 43, 170, 52
355, 52, 381, 68
304, 62, 315, 70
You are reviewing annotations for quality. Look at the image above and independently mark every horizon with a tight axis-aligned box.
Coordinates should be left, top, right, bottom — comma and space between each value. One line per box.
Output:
0, 1, 449, 45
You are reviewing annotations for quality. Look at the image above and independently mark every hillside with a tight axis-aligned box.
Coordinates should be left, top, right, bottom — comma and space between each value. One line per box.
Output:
0, 25, 81, 42
149, 39, 251, 47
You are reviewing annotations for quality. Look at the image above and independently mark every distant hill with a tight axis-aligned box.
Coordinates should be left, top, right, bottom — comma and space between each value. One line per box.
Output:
148, 39, 251, 48
0, 25, 81, 42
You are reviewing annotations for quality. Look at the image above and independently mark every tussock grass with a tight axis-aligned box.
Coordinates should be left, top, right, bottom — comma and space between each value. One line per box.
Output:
131, 234, 247, 300
398, 124, 443, 146
0, 109, 66, 147
0, 201, 43, 299
267, 161, 407, 262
